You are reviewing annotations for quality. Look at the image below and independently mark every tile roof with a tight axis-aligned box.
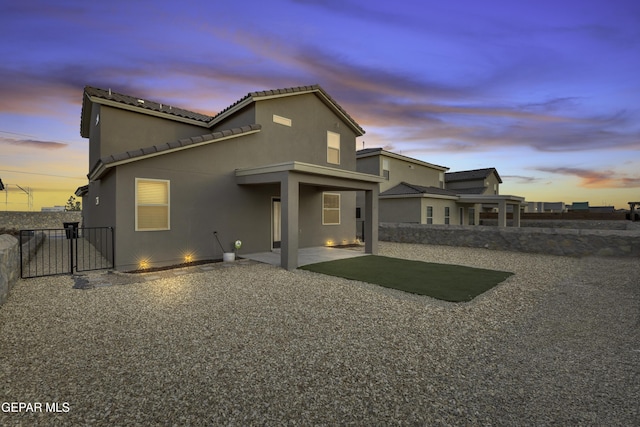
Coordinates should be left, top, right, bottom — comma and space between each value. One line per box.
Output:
445, 168, 502, 183
89, 124, 261, 179
380, 182, 458, 197
449, 187, 488, 195
356, 147, 384, 156
84, 86, 214, 123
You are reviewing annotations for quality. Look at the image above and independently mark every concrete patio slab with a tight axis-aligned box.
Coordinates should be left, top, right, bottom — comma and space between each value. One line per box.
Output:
242, 246, 367, 267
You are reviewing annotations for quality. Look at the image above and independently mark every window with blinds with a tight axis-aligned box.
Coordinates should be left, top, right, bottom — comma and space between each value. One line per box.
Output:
322, 193, 340, 225
327, 131, 340, 165
136, 178, 170, 231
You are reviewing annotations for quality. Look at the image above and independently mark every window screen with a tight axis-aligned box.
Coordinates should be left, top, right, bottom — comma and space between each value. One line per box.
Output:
323, 193, 340, 225
327, 131, 340, 165
136, 179, 170, 231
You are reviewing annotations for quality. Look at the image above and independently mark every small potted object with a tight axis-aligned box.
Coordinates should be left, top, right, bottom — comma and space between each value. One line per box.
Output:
214, 231, 241, 262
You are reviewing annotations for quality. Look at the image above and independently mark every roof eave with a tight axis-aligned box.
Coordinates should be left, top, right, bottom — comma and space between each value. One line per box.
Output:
85, 93, 212, 128
380, 193, 459, 200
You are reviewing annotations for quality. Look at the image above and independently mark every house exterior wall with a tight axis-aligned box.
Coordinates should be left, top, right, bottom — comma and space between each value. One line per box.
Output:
253, 94, 358, 171
355, 154, 380, 176
86, 93, 361, 270
380, 154, 442, 192
380, 198, 421, 223
90, 105, 208, 168
211, 105, 256, 131
87, 104, 102, 168
421, 198, 459, 225
446, 173, 500, 195
83, 171, 117, 230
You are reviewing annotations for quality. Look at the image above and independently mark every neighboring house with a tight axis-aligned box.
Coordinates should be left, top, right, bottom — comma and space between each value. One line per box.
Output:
356, 148, 524, 230
568, 202, 589, 212
445, 168, 501, 198
76, 85, 383, 271
525, 201, 566, 213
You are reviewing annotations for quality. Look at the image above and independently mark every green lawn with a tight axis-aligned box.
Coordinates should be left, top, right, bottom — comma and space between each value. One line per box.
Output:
299, 255, 513, 302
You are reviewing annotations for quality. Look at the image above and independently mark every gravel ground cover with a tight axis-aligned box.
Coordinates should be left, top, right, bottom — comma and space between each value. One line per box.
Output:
0, 242, 638, 426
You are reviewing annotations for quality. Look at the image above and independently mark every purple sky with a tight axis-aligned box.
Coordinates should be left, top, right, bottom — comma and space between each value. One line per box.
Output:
1, 0, 639, 210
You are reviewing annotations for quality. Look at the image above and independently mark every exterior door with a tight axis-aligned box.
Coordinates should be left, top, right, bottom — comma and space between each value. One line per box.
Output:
272, 198, 281, 249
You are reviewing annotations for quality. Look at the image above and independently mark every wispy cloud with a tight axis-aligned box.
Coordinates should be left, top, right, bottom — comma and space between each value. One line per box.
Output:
535, 167, 640, 188
502, 175, 542, 184
0, 135, 67, 150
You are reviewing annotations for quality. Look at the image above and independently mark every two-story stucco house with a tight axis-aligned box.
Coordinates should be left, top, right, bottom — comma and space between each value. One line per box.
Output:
76, 85, 383, 271
355, 148, 524, 232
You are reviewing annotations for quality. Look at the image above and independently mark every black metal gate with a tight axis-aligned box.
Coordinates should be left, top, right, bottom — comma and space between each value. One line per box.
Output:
20, 227, 114, 279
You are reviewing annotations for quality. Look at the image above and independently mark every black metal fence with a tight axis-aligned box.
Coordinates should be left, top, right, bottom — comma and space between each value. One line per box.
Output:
20, 227, 114, 279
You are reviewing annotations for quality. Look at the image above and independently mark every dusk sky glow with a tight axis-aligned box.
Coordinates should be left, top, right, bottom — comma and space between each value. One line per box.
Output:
1, 0, 639, 210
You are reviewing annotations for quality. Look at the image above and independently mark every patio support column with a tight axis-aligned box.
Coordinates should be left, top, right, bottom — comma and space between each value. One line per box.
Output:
364, 186, 378, 255
498, 199, 507, 227
474, 203, 481, 225
281, 173, 299, 270
513, 203, 521, 227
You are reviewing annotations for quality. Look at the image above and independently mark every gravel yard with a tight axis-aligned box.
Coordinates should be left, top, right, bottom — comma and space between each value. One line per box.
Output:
1, 242, 638, 426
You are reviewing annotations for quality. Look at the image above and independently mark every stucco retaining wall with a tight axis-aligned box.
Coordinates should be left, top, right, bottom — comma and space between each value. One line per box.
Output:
0, 211, 82, 231
0, 234, 19, 308
380, 223, 640, 258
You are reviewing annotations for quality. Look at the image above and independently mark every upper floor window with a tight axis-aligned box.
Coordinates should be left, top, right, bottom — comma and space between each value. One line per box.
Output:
382, 158, 390, 180
327, 131, 340, 165
136, 178, 170, 231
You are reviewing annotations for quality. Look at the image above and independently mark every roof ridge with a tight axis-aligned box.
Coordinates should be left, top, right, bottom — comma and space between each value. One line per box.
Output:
400, 181, 427, 192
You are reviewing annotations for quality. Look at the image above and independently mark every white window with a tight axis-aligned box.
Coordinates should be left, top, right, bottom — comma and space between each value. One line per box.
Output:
426, 206, 433, 224
439, 172, 444, 188
327, 131, 340, 165
382, 158, 390, 180
444, 207, 450, 225
136, 178, 170, 231
323, 193, 340, 225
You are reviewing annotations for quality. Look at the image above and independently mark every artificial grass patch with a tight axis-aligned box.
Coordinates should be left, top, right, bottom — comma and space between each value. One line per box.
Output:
299, 255, 513, 302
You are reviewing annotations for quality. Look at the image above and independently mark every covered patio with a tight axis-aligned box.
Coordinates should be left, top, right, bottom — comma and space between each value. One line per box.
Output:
236, 161, 384, 270
458, 194, 526, 227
